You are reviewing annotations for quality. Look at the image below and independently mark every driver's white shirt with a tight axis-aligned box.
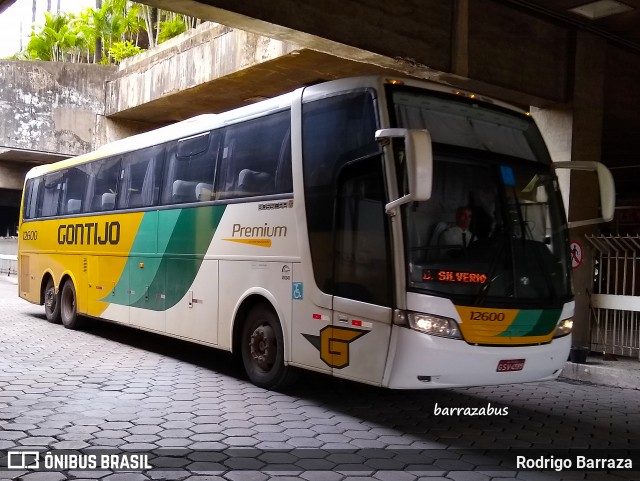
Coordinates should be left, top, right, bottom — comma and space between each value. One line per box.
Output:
439, 225, 472, 246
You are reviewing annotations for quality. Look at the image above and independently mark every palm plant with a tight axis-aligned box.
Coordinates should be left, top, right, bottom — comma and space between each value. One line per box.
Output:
18, 0, 197, 64
157, 14, 186, 44
26, 11, 76, 62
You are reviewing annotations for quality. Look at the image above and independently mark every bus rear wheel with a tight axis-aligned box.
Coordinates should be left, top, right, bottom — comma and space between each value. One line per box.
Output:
60, 280, 83, 330
241, 304, 297, 390
44, 278, 61, 324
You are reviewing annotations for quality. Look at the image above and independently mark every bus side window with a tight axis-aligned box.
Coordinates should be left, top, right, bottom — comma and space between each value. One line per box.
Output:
334, 159, 392, 306
23, 178, 43, 220
119, 145, 165, 209
161, 132, 218, 205
217, 110, 291, 199
87, 157, 122, 212
301, 90, 380, 295
39, 172, 64, 218
60, 166, 89, 215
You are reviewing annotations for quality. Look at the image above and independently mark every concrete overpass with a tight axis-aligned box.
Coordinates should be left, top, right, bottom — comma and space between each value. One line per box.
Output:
131, 0, 640, 203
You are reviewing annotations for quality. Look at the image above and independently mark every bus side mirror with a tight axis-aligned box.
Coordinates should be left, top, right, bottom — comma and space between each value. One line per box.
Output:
554, 161, 615, 228
375, 128, 433, 213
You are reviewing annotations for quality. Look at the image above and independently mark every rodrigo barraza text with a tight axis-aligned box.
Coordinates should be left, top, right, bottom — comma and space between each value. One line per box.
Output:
516, 455, 633, 471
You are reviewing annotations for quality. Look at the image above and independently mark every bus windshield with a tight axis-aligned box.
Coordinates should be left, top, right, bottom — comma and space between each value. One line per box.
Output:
389, 87, 572, 305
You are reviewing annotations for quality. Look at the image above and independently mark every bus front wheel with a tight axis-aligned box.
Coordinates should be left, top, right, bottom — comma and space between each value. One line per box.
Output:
44, 278, 61, 324
60, 280, 83, 330
240, 304, 297, 390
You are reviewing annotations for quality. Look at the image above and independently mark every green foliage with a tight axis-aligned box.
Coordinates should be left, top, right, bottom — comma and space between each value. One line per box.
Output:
109, 40, 144, 63
26, 11, 77, 62
157, 16, 186, 44
14, 1, 198, 63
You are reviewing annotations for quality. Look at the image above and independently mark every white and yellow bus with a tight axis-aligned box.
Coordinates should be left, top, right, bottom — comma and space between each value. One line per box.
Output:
18, 76, 614, 389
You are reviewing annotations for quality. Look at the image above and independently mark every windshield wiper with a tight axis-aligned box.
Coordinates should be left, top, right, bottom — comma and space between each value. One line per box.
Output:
474, 235, 505, 305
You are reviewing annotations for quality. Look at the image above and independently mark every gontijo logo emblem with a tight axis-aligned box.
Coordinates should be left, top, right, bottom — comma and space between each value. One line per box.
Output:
303, 326, 369, 368
223, 223, 287, 247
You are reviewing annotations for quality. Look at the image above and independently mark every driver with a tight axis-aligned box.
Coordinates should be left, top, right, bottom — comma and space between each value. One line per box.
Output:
439, 206, 474, 247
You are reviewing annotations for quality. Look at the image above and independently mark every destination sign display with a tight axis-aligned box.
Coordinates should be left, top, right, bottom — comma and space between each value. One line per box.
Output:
422, 269, 488, 284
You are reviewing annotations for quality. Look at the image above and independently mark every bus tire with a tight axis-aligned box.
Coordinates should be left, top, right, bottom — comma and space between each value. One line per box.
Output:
240, 304, 297, 390
44, 277, 61, 324
60, 280, 83, 330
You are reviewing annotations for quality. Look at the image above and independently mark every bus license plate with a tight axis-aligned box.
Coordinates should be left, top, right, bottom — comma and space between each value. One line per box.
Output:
497, 359, 525, 372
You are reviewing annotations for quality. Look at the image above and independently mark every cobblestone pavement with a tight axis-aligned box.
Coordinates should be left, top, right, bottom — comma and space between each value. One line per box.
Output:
0, 276, 639, 481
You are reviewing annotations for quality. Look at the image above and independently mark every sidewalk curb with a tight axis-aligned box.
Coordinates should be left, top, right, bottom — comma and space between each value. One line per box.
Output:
561, 360, 640, 390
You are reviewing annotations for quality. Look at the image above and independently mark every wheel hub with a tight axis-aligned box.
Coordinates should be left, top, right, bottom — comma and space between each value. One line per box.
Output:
45, 288, 55, 309
249, 325, 276, 370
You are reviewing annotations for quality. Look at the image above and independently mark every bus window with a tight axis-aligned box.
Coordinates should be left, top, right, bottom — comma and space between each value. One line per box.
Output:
23, 178, 42, 220
162, 132, 218, 205
334, 159, 392, 306
86, 157, 122, 212
119, 145, 165, 209
61, 166, 89, 215
302, 91, 379, 294
217, 110, 291, 199
38, 172, 64, 218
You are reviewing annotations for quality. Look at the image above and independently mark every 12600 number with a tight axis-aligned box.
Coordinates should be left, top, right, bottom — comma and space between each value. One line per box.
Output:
469, 311, 505, 322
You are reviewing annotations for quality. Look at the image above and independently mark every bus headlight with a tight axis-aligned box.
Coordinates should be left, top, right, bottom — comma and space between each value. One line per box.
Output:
407, 312, 462, 339
553, 318, 573, 338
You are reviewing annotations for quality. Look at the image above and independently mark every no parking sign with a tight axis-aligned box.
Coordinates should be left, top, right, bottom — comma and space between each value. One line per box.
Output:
570, 240, 583, 269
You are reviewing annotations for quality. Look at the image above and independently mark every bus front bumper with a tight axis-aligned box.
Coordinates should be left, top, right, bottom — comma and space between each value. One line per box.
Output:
382, 325, 571, 389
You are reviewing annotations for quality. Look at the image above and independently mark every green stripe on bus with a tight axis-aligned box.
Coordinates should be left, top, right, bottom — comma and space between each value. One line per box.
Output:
497, 309, 560, 337
104, 205, 226, 310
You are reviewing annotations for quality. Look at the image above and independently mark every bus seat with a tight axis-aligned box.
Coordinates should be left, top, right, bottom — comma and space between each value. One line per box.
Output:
67, 199, 81, 214
237, 169, 273, 195
430, 221, 450, 246
129, 192, 143, 208
195, 183, 213, 201
101, 193, 116, 210
172, 180, 197, 203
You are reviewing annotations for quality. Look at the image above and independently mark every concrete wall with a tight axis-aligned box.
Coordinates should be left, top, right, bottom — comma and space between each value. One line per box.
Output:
0, 61, 116, 156
0, 238, 17, 255
106, 22, 299, 121
0, 163, 31, 190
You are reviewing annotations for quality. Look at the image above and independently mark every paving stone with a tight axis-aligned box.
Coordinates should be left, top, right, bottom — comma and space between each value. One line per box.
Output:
156, 437, 193, 447
51, 440, 91, 449
21, 473, 67, 481
103, 474, 150, 481
18, 436, 57, 445
0, 430, 27, 440
64, 470, 112, 479
224, 471, 268, 481
373, 470, 418, 481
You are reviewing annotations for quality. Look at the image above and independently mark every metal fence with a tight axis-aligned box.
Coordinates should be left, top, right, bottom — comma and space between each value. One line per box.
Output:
0, 254, 17, 276
586, 235, 640, 359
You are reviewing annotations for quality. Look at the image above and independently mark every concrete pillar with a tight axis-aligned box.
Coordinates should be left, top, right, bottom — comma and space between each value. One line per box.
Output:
452, 0, 469, 77
568, 31, 607, 347
0, 163, 30, 190
530, 105, 572, 212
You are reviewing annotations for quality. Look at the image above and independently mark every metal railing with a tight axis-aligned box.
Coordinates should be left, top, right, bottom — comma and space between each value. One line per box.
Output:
585, 235, 640, 359
0, 254, 17, 276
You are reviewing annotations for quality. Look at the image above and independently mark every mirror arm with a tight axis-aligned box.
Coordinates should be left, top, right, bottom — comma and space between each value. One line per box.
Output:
385, 194, 412, 215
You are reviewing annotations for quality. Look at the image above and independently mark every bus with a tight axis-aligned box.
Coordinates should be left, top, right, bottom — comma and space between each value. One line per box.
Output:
18, 76, 614, 390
